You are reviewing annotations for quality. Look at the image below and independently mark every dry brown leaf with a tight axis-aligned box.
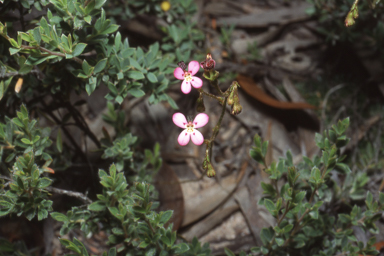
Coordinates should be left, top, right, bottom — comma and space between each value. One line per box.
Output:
359, 241, 384, 256
237, 75, 317, 110
15, 78, 23, 93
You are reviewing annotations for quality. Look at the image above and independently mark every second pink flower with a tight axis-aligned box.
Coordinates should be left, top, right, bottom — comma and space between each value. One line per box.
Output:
173, 61, 203, 94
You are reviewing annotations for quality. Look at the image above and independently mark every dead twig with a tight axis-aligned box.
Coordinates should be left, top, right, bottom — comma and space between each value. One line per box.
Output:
1, 175, 92, 204
45, 187, 92, 204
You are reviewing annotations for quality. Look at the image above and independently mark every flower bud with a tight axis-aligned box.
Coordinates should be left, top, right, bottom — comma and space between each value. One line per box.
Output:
196, 93, 205, 113
345, 12, 355, 27
231, 103, 243, 115
230, 83, 242, 115
352, 8, 358, 19
227, 86, 236, 106
206, 162, 216, 178
200, 53, 216, 71
177, 61, 187, 71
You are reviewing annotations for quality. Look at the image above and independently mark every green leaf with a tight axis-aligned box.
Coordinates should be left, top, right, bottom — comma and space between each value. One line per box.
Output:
145, 247, 156, 256
103, 24, 119, 34
5, 153, 16, 163
8, 38, 19, 48
38, 177, 52, 188
56, 129, 63, 153
336, 163, 351, 173
38, 208, 49, 220
0, 207, 13, 217
59, 239, 70, 247
88, 201, 106, 211
260, 227, 274, 246
260, 246, 269, 254
111, 228, 124, 235
261, 182, 275, 196
275, 238, 284, 246
86, 77, 97, 95
224, 248, 236, 256
84, 0, 95, 14
264, 199, 276, 217
282, 224, 293, 233
139, 241, 149, 249
0, 81, 4, 101
108, 207, 123, 220
147, 72, 158, 83
12, 118, 24, 128
84, 15, 92, 24
315, 133, 323, 148
21, 138, 32, 145
73, 43, 87, 57
25, 208, 36, 220
0, 200, 14, 208
39, 17, 49, 32
294, 191, 306, 203
261, 141, 269, 157
108, 247, 116, 256
160, 236, 171, 246
249, 148, 265, 165
132, 206, 147, 214
95, 0, 106, 8
25, 55, 57, 65
286, 150, 293, 166
309, 210, 319, 219
60, 239, 82, 254
115, 95, 123, 104
114, 32, 121, 50
9, 48, 21, 55
310, 167, 321, 183
379, 192, 384, 205
82, 60, 92, 75
127, 71, 144, 80
50, 212, 69, 222
166, 95, 178, 109
173, 243, 189, 254
94, 58, 107, 73
128, 58, 143, 71
159, 210, 173, 224
129, 88, 145, 98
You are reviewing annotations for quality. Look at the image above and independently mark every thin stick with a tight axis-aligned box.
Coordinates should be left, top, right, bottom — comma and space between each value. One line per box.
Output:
45, 187, 92, 204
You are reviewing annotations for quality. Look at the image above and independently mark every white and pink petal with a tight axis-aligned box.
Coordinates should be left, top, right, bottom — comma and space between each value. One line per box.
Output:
178, 130, 191, 146
191, 130, 204, 145
181, 80, 192, 94
172, 113, 188, 128
193, 113, 209, 128
188, 61, 200, 76
190, 76, 203, 89
174, 67, 185, 80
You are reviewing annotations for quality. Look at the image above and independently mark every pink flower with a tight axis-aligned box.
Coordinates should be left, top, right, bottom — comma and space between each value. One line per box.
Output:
172, 112, 209, 146
173, 61, 203, 94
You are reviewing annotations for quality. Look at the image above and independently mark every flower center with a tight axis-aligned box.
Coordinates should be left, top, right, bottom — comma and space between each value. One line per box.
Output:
184, 71, 192, 82
186, 121, 194, 132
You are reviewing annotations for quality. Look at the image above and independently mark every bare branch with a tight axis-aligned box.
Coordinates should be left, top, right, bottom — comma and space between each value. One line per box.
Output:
45, 187, 92, 204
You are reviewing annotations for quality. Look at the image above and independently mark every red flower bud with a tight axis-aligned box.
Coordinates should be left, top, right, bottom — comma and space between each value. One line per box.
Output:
200, 54, 216, 71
